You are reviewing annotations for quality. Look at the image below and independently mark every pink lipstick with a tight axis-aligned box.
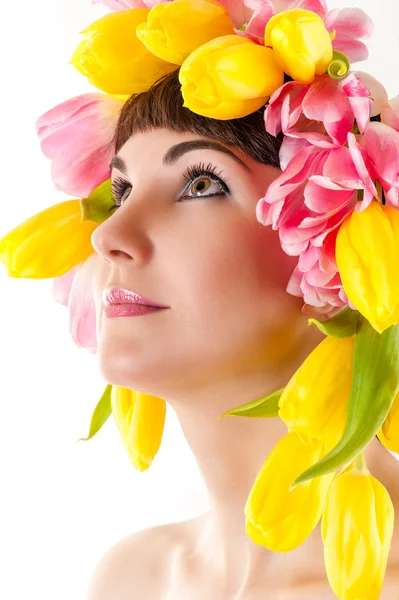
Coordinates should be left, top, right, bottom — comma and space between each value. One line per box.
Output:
102, 287, 169, 318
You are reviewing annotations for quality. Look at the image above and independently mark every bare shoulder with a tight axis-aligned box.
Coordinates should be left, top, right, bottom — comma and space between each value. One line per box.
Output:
86, 514, 207, 600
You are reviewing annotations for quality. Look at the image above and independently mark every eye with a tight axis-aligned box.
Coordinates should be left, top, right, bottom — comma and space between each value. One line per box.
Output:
179, 161, 230, 201
109, 177, 132, 211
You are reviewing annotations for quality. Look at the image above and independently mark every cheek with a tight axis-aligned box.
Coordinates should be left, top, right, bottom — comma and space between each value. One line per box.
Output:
171, 206, 302, 363
179, 209, 296, 312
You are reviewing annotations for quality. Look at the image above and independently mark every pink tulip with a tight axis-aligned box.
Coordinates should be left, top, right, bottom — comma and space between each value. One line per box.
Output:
271, 0, 327, 16
264, 74, 371, 149
324, 8, 374, 63
36, 93, 124, 198
68, 255, 98, 353
92, 0, 252, 26
91, 0, 165, 9
52, 266, 79, 307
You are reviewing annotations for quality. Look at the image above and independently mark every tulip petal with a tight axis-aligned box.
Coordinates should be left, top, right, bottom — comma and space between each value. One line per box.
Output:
322, 468, 394, 600
363, 122, 399, 207
279, 335, 354, 446
264, 80, 308, 136
340, 73, 372, 133
71, 9, 177, 96
325, 8, 374, 63
52, 266, 79, 307
271, 0, 327, 18
36, 93, 123, 197
217, 0, 254, 27
279, 136, 311, 170
136, 0, 236, 66
180, 35, 284, 119
92, 0, 147, 8
245, 432, 334, 552
235, 1, 274, 44
68, 253, 98, 351
378, 394, 399, 454
347, 132, 378, 208
304, 177, 355, 214
301, 81, 353, 146
111, 386, 166, 471
0, 200, 98, 279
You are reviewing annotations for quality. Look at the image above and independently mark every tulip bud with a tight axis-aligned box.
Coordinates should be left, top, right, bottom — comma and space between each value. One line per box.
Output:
336, 201, 399, 334
378, 393, 399, 454
111, 386, 166, 471
179, 34, 284, 119
245, 432, 334, 552
321, 459, 394, 599
136, 0, 235, 65
0, 200, 98, 278
278, 335, 354, 450
70, 9, 176, 95
265, 8, 333, 84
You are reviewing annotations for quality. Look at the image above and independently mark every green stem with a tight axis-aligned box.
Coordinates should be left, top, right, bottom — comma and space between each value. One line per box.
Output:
354, 451, 368, 473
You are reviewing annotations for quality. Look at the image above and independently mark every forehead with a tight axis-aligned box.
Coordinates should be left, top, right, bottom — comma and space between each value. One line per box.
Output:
112, 129, 253, 174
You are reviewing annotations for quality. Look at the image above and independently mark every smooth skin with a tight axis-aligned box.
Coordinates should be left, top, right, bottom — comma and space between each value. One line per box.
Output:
88, 128, 399, 599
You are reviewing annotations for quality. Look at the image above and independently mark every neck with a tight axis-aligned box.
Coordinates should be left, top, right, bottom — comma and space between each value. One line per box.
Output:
165, 330, 399, 595
165, 325, 320, 592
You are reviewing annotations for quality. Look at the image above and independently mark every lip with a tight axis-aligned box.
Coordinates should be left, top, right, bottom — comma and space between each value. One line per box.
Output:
102, 287, 169, 308
104, 303, 166, 318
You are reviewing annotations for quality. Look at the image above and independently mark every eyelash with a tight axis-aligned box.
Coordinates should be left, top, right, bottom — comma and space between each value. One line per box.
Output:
109, 161, 230, 211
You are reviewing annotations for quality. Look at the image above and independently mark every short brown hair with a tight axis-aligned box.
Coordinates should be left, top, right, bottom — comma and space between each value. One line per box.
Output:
112, 69, 282, 168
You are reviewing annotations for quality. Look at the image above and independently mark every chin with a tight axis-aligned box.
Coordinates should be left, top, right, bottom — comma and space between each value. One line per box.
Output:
95, 344, 175, 398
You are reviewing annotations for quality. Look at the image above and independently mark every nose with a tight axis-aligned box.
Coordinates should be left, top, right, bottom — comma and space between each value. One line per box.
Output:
91, 201, 153, 267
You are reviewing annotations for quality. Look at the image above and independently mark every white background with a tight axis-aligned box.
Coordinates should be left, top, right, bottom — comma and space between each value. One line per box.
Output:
0, 1, 398, 598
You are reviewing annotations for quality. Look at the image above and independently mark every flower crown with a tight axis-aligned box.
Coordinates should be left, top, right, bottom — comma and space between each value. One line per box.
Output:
1, 1, 399, 597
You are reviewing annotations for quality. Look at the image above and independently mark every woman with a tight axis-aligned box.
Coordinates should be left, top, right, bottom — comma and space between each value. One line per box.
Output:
86, 70, 399, 599
2, 1, 399, 598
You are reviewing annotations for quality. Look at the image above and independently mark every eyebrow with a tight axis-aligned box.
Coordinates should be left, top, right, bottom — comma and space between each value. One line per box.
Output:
108, 139, 252, 175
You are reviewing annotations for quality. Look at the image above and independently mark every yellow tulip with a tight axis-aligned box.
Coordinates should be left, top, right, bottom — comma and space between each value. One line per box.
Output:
321, 459, 394, 600
136, 0, 235, 66
111, 386, 166, 471
179, 34, 284, 119
265, 8, 333, 84
0, 200, 98, 278
336, 201, 399, 334
278, 335, 354, 450
378, 392, 399, 454
245, 432, 334, 552
70, 9, 177, 95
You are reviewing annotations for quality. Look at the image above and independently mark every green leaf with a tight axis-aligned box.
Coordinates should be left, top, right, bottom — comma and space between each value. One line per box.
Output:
80, 179, 114, 223
77, 384, 113, 442
219, 387, 283, 419
308, 306, 361, 338
328, 50, 350, 80
292, 319, 399, 487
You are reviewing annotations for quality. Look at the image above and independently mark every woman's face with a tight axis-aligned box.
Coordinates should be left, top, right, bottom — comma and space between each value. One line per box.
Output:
91, 128, 305, 398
